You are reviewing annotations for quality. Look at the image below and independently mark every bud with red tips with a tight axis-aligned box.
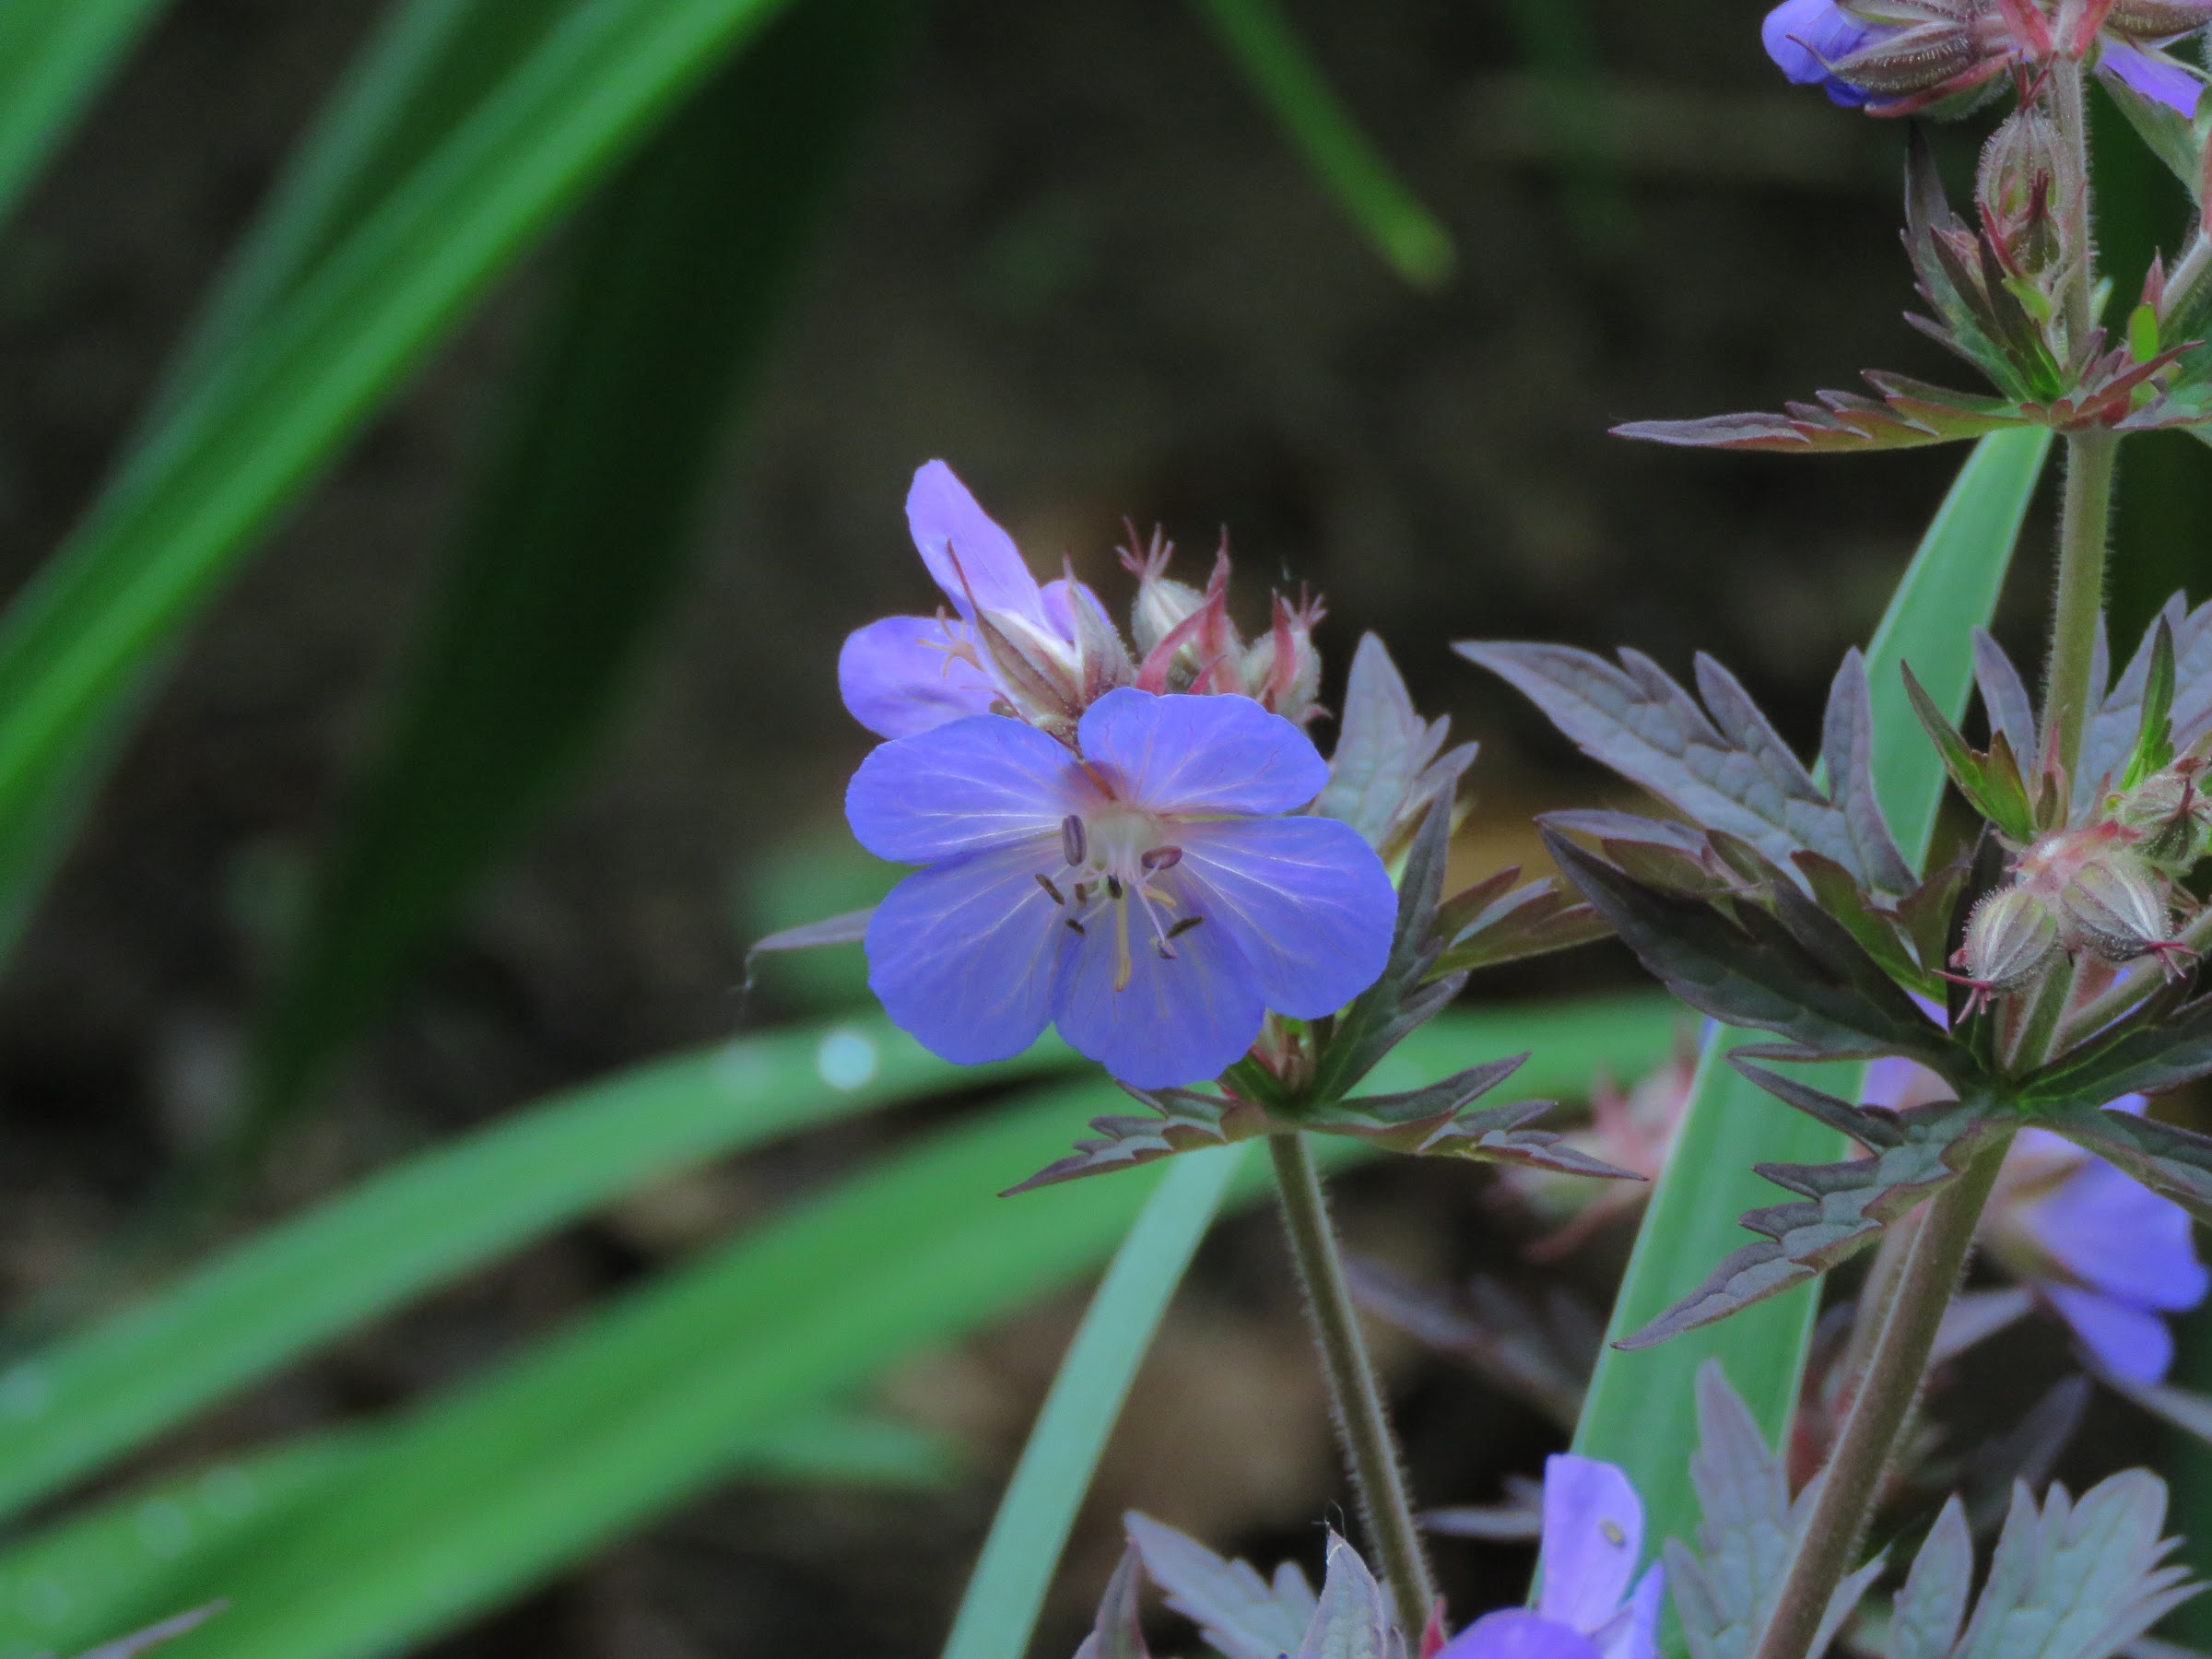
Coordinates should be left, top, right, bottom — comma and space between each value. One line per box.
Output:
1976, 108, 2079, 284
1118, 526, 1206, 657
2058, 847, 2196, 973
1241, 590, 1326, 724
1947, 884, 2063, 1016
2111, 760, 2212, 873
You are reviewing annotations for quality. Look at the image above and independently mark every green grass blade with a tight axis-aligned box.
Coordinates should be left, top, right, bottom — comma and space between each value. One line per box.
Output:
244, 0, 916, 1144
1185, 0, 1453, 288
75, 995, 1674, 1659
0, 1, 172, 231
939, 1145, 1246, 1659
0, 1412, 946, 1659
1571, 430, 2051, 1566
0, 0, 807, 957
0, 994, 1672, 1536
0, 1017, 1060, 1525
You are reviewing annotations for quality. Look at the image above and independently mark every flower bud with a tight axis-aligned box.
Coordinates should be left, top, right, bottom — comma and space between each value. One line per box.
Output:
1119, 529, 1208, 656
1241, 592, 1325, 724
2111, 765, 2212, 874
1952, 884, 2062, 1014
2057, 848, 2182, 969
2103, 0, 2212, 40
1976, 108, 2076, 280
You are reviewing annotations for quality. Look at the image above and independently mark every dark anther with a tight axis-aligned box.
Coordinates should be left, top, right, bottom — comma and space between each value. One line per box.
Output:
1035, 874, 1066, 905
1072, 881, 1092, 906
1061, 815, 1088, 866
1165, 915, 1206, 938
1065, 917, 1088, 935
1141, 846, 1182, 871
1105, 874, 1125, 900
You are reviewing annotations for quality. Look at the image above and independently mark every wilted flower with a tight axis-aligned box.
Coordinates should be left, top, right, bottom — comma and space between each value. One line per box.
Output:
1438, 1455, 1664, 1659
846, 686, 1394, 1088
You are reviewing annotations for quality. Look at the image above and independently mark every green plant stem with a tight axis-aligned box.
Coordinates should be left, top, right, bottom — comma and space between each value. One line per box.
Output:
1267, 1132, 1434, 1635
2046, 429, 2119, 780
1749, 1134, 2013, 1659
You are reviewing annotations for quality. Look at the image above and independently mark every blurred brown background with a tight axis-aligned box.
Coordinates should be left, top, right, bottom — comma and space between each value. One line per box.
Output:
0, 0, 2202, 1653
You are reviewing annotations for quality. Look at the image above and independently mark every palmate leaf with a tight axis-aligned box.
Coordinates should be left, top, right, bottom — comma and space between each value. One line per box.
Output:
1006, 1057, 1641, 1192
1947, 1476, 2197, 1659
1314, 633, 1477, 863
2077, 594, 2212, 816
1538, 828, 1965, 1076
1430, 864, 1607, 976
1462, 643, 1915, 895
1123, 1513, 1318, 1659
1619, 1081, 1997, 1350
1612, 376, 2032, 454
1667, 1363, 1885, 1659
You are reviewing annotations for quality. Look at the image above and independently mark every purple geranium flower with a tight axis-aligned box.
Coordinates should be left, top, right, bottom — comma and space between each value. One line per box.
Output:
839, 461, 1119, 739
1439, 1455, 1664, 1659
845, 685, 1394, 1088
2099, 35, 2210, 117
1761, 0, 1884, 106
1866, 1005, 2208, 1383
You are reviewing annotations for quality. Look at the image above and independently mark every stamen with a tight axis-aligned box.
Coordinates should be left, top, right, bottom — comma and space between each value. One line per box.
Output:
1061, 815, 1088, 866
1035, 874, 1065, 905
1112, 899, 1134, 992
1065, 918, 1087, 935
1141, 846, 1182, 871
1166, 915, 1205, 938
1105, 874, 1124, 900
1072, 881, 1092, 906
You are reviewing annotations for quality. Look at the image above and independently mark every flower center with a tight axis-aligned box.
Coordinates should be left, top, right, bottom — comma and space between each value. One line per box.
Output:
1032, 809, 1204, 991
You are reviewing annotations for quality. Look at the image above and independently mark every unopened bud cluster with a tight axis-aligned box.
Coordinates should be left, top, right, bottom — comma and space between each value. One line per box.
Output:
1975, 108, 2081, 295
1953, 759, 2210, 1010
1118, 531, 1325, 724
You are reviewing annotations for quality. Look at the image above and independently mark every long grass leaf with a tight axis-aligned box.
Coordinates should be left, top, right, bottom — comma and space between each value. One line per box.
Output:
939, 1145, 1246, 1659
1185, 0, 1453, 287
0, 2, 172, 232
0, 1413, 947, 1659
244, 0, 916, 1146
0, 1018, 1061, 1524
0, 994, 1674, 1535
0, 0, 806, 958
1570, 429, 2051, 1581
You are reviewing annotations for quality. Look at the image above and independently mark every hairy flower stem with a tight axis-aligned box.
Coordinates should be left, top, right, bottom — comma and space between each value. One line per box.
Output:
1749, 1135, 2014, 1659
1268, 1132, 1436, 1634
2046, 429, 2119, 779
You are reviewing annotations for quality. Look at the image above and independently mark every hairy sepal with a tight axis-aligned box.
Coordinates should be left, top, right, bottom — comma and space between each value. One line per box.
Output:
1666, 1362, 1887, 1659
1618, 1077, 1997, 1349
1463, 643, 1916, 894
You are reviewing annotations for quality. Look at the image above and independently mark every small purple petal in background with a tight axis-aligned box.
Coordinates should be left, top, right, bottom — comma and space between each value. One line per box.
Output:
2018, 1159, 2209, 1312
2044, 1284, 2177, 1383
1077, 687, 1329, 816
1594, 1566, 1665, 1659
838, 615, 997, 738
866, 845, 1072, 1065
905, 459, 1047, 626
1439, 1611, 1606, 1659
2099, 37, 2210, 116
845, 714, 1093, 864
1537, 1455, 1643, 1635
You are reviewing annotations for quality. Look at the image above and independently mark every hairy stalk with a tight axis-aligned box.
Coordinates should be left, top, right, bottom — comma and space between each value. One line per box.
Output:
1268, 1132, 1436, 1634
2042, 58, 2117, 781
1837, 1203, 1924, 1387
2046, 429, 2119, 778
1750, 1135, 2014, 1659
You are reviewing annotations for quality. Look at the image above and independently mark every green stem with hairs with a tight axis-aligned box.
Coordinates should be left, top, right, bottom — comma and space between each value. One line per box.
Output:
1268, 1132, 1436, 1635
1749, 1134, 2014, 1659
